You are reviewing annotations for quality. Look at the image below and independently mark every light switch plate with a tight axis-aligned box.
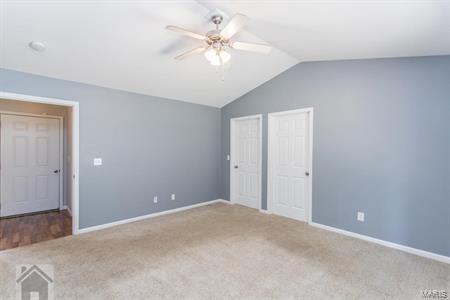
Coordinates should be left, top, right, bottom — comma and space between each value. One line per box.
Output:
153, 196, 158, 203
93, 158, 102, 166
227, 155, 230, 161
357, 212, 365, 222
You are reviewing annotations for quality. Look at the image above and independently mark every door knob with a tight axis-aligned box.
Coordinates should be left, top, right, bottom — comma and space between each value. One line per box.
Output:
234, 165, 239, 169
305, 171, 310, 176
54, 170, 60, 174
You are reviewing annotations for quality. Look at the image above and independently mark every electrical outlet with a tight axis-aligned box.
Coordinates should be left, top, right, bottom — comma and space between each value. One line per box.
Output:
357, 212, 365, 222
171, 194, 176, 200
93, 158, 102, 166
153, 196, 158, 203
227, 154, 230, 161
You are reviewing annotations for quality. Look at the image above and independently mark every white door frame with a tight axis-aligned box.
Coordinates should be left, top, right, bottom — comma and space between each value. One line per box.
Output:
0, 92, 80, 235
267, 107, 314, 223
230, 114, 263, 210
0, 111, 64, 210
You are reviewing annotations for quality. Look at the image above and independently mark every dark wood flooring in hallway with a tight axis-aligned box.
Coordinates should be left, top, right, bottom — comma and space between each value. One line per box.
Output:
0, 209, 72, 251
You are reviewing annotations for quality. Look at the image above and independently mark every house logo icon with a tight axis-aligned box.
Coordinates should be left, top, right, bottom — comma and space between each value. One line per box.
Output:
16, 265, 54, 300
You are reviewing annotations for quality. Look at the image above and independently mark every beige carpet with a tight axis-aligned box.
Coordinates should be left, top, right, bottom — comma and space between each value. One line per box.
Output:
0, 203, 448, 299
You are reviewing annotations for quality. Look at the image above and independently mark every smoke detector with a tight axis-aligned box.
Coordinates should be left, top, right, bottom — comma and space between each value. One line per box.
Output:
29, 41, 46, 52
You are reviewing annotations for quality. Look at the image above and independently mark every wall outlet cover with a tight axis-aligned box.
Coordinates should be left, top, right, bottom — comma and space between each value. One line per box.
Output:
93, 158, 102, 166
171, 194, 176, 200
153, 196, 158, 203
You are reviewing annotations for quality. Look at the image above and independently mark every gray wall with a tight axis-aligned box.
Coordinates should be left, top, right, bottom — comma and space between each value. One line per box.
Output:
0, 99, 72, 209
1, 56, 448, 257
221, 56, 450, 257
0, 69, 221, 229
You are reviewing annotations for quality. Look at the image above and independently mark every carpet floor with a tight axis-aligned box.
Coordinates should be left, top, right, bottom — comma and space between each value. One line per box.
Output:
0, 203, 448, 299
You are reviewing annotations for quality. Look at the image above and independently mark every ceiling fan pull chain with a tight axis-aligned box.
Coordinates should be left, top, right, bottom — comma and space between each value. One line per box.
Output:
215, 51, 221, 75
220, 56, 225, 81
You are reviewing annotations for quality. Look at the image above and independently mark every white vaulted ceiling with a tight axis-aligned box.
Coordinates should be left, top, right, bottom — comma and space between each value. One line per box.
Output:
1, 1, 449, 107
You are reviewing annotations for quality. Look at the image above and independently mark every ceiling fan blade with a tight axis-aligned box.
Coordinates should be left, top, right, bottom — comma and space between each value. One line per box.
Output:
230, 41, 272, 54
220, 14, 249, 39
174, 47, 207, 60
166, 25, 206, 40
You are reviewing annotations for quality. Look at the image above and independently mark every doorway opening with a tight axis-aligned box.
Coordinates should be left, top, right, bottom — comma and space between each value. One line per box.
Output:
0, 93, 79, 250
267, 108, 313, 223
230, 114, 262, 210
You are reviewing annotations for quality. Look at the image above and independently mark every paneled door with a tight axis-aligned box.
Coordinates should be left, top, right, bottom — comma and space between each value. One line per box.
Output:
268, 109, 312, 222
231, 115, 261, 209
1, 114, 61, 217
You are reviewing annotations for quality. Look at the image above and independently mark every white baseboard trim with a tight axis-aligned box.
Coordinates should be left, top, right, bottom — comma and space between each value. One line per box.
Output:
77, 199, 229, 235
310, 222, 449, 264
259, 209, 271, 214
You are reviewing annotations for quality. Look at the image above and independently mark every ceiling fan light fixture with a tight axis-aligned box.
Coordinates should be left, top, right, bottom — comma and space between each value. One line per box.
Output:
167, 12, 271, 74
204, 48, 231, 66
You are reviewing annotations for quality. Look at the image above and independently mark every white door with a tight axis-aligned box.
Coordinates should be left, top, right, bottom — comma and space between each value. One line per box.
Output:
231, 116, 261, 209
1, 114, 60, 217
269, 110, 311, 221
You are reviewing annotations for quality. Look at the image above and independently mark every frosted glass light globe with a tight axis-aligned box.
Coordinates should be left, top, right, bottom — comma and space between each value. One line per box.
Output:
204, 49, 231, 66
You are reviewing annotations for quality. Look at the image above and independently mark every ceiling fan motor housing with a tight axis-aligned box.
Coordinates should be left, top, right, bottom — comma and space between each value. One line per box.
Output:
206, 15, 229, 50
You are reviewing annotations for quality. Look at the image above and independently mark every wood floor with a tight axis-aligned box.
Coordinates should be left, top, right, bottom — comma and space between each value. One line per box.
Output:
0, 210, 72, 251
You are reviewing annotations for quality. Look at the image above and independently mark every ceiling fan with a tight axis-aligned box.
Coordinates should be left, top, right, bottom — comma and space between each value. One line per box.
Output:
166, 14, 271, 66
